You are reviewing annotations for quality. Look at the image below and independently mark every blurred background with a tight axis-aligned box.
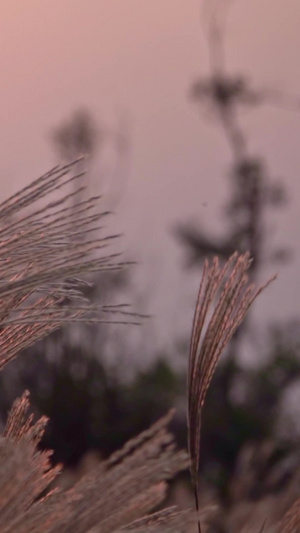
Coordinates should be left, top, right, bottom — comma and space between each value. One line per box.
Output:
1, 1, 300, 530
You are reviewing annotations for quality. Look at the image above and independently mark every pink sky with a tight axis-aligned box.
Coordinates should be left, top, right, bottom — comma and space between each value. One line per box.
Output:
1, 1, 300, 356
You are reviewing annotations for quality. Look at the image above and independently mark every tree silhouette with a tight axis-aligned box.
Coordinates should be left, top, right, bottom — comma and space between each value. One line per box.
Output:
52, 108, 100, 162
174, 1, 298, 498
177, 0, 289, 282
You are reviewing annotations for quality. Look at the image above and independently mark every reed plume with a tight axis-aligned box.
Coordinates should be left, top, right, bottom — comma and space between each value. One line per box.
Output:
0, 159, 140, 370
0, 161, 191, 532
187, 252, 274, 532
0, 391, 190, 532
0, 161, 291, 532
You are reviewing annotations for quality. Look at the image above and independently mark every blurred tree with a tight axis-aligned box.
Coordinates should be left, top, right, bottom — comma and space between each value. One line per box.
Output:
176, 0, 289, 281
51, 107, 131, 211
198, 320, 300, 499
52, 108, 128, 284
175, 0, 294, 375
0, 341, 181, 467
174, 0, 298, 500
52, 108, 101, 163
51, 108, 103, 211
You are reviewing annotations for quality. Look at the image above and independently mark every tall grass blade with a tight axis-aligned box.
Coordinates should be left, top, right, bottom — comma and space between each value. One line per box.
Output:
187, 252, 274, 532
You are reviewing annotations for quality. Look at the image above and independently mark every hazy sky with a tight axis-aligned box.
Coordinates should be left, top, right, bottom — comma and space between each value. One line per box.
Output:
1, 1, 300, 357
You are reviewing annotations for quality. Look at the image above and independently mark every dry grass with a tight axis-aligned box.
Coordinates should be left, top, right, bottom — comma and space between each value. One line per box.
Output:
0, 161, 193, 532
0, 161, 299, 531
0, 391, 191, 532
0, 159, 140, 370
187, 253, 274, 531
